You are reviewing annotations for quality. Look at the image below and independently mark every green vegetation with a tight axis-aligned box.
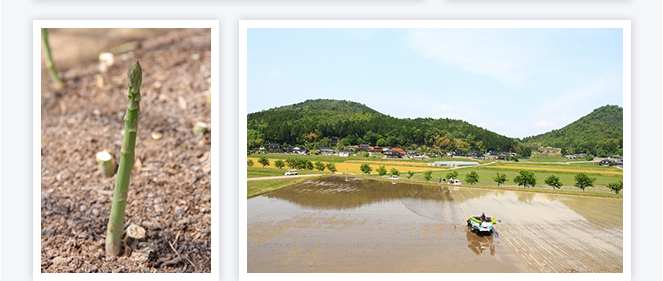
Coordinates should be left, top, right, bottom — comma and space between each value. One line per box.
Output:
514, 170, 537, 188
493, 172, 507, 187
41, 28, 64, 88
544, 175, 562, 190
465, 171, 479, 185
407, 171, 415, 180
574, 173, 596, 191
275, 160, 285, 169
608, 181, 623, 194
524, 105, 623, 157
248, 177, 316, 198
258, 156, 270, 167
106, 61, 142, 256
326, 162, 337, 173
445, 171, 459, 180
377, 165, 387, 177
248, 99, 531, 155
360, 163, 372, 174
315, 161, 325, 171
391, 168, 400, 176
424, 170, 433, 182
247, 159, 254, 167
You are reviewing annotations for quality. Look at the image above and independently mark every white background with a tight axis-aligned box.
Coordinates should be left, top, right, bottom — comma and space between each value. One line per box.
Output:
1, 0, 661, 280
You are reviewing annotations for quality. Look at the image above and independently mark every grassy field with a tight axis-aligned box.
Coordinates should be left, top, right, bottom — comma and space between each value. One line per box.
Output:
248, 156, 442, 174
247, 153, 623, 196
369, 165, 622, 195
247, 176, 319, 198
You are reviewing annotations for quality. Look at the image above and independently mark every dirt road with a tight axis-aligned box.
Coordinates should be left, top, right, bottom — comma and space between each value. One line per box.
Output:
247, 174, 324, 181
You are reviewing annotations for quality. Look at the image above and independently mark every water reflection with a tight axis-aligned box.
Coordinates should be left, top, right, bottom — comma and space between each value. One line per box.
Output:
466, 229, 495, 256
261, 176, 622, 228
265, 176, 469, 210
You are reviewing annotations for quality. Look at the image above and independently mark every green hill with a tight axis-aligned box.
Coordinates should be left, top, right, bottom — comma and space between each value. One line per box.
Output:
522, 105, 623, 156
248, 99, 528, 155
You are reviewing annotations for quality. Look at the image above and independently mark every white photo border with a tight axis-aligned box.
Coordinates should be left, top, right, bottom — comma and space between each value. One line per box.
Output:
33, 20, 220, 280
239, 20, 631, 281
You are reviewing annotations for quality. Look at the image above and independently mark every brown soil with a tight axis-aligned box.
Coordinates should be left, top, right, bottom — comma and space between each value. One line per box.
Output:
40, 28, 212, 273
248, 176, 623, 273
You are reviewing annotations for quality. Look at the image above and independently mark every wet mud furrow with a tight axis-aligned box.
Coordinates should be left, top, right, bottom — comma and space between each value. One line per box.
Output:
248, 177, 622, 273
453, 188, 624, 273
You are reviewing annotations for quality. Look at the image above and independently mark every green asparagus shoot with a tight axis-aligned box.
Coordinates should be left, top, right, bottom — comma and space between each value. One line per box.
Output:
41, 28, 64, 88
105, 61, 142, 256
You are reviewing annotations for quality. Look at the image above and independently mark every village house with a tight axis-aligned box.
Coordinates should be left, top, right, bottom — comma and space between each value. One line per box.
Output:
339, 150, 350, 157
384, 150, 402, 159
317, 147, 334, 155
268, 143, 282, 152
293, 147, 307, 155
358, 144, 371, 151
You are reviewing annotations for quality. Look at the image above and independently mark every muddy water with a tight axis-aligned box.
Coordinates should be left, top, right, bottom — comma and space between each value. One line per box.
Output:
247, 176, 623, 273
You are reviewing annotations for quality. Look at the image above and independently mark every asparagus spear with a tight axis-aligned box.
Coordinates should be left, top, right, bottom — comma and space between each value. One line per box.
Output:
106, 61, 142, 256
41, 28, 64, 88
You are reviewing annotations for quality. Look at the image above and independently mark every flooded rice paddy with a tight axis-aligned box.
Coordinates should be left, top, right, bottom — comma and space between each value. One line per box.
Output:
247, 176, 623, 273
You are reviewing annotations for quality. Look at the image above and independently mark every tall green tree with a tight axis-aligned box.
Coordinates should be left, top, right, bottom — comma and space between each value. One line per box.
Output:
445, 171, 459, 180
360, 163, 372, 174
493, 172, 507, 187
424, 170, 433, 182
574, 173, 596, 191
286, 158, 296, 169
258, 156, 270, 168
377, 165, 387, 177
274, 160, 285, 169
391, 168, 400, 176
465, 171, 479, 185
326, 162, 337, 173
544, 175, 562, 189
514, 170, 537, 188
608, 181, 623, 194
407, 170, 415, 180
315, 161, 326, 171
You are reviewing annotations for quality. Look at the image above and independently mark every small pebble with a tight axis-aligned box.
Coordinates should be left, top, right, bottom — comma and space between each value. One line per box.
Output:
191, 53, 200, 60
151, 131, 163, 140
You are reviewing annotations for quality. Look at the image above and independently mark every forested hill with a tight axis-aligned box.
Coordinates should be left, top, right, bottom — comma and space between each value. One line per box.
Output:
522, 105, 623, 156
248, 99, 529, 155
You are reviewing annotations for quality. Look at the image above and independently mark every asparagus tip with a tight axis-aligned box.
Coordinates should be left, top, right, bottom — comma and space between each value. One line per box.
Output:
128, 60, 142, 90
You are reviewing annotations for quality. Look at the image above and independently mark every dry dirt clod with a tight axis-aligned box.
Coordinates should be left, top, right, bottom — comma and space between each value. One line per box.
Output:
178, 96, 187, 110
151, 131, 163, 140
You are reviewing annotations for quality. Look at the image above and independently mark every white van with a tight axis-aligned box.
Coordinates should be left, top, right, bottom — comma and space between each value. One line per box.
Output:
285, 169, 298, 176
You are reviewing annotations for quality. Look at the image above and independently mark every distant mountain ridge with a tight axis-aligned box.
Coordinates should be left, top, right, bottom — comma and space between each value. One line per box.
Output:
268, 99, 379, 115
248, 99, 529, 155
523, 105, 623, 156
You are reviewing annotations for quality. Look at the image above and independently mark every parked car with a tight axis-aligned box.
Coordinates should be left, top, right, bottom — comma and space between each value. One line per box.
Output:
285, 169, 298, 176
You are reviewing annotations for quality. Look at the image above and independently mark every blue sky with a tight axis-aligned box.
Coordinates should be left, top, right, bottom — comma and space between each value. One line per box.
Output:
247, 28, 623, 138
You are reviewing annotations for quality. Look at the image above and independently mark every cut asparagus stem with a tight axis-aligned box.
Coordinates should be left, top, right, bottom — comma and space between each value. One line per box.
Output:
193, 121, 208, 135
105, 61, 142, 256
41, 28, 64, 88
95, 150, 116, 178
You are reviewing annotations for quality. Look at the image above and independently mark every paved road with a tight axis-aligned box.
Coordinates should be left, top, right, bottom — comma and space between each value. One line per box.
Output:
247, 174, 325, 181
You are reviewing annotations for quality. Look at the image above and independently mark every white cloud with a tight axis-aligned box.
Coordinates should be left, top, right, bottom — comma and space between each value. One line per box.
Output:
535, 120, 554, 127
403, 29, 539, 86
